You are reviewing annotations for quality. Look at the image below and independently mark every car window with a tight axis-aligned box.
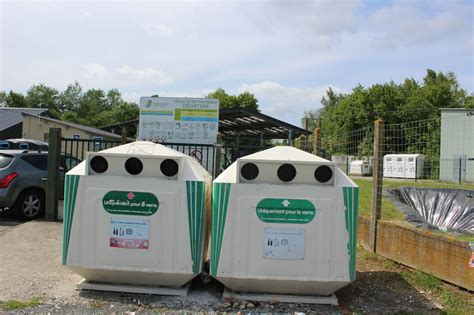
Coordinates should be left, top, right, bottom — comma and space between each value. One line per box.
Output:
21, 155, 48, 171
0, 154, 14, 168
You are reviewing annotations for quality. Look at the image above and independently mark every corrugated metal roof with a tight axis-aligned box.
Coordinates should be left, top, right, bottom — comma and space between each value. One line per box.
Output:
22, 112, 122, 139
0, 107, 48, 131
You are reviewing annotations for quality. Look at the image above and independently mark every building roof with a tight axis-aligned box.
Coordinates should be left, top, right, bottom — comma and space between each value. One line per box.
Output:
22, 112, 123, 139
218, 108, 311, 139
440, 108, 474, 113
0, 107, 48, 131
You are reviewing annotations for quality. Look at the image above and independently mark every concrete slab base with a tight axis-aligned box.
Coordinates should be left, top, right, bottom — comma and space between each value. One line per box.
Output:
77, 279, 190, 296
223, 288, 339, 305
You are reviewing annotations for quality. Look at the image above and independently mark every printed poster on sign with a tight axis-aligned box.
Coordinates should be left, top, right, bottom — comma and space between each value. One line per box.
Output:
109, 218, 149, 249
263, 228, 305, 260
138, 97, 219, 145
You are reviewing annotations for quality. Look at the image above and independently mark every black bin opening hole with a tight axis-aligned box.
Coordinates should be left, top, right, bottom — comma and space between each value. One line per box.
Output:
90, 156, 108, 173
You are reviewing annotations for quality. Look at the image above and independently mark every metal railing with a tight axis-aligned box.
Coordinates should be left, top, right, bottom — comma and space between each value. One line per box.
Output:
61, 138, 276, 178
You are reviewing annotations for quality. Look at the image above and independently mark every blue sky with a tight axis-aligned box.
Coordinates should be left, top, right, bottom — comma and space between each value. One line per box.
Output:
1, 0, 473, 125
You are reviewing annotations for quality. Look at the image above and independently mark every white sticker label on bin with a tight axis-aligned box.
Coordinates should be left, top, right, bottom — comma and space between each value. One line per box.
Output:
263, 228, 305, 260
109, 218, 149, 249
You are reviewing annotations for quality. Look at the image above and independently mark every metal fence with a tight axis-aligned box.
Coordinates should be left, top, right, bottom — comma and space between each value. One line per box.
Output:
61, 138, 273, 178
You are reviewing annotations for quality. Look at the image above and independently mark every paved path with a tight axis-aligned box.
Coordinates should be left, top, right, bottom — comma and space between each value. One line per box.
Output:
0, 213, 23, 236
0, 220, 82, 301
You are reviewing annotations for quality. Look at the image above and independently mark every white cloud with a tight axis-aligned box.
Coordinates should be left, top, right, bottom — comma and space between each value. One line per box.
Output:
238, 81, 341, 125
117, 65, 171, 84
81, 64, 172, 88
141, 23, 175, 37
83, 63, 109, 79
370, 2, 472, 49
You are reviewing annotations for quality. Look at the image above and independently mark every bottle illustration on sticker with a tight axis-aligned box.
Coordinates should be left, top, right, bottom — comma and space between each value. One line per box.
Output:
263, 228, 305, 260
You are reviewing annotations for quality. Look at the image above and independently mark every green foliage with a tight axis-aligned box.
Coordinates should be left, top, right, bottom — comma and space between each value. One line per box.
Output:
1, 82, 139, 131
59, 81, 82, 112
206, 88, 259, 112
26, 84, 61, 117
6, 91, 27, 108
318, 70, 471, 162
0, 297, 40, 310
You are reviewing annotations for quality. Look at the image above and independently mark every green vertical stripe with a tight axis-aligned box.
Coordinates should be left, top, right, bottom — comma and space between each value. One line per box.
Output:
343, 186, 359, 282
62, 175, 80, 265
210, 183, 231, 277
186, 180, 206, 274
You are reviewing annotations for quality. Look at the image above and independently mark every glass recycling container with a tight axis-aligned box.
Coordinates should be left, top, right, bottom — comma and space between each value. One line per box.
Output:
62, 141, 211, 288
211, 146, 359, 296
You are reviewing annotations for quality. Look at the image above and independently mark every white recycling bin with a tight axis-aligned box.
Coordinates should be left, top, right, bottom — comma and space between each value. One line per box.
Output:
211, 146, 359, 296
62, 141, 211, 289
349, 160, 371, 176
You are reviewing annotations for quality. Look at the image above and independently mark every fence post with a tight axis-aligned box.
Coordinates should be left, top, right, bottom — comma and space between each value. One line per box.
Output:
313, 127, 320, 156
45, 128, 61, 221
299, 135, 305, 149
370, 119, 384, 252
121, 127, 127, 144
214, 133, 223, 178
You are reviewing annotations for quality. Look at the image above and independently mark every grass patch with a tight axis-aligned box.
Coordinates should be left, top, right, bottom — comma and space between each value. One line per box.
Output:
353, 178, 404, 220
400, 270, 473, 314
0, 297, 40, 310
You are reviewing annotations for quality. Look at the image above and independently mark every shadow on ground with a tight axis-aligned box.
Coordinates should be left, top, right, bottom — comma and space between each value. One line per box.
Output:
338, 270, 441, 314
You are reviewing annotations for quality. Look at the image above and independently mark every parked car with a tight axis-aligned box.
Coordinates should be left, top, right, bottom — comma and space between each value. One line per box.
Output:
0, 138, 49, 151
0, 150, 80, 220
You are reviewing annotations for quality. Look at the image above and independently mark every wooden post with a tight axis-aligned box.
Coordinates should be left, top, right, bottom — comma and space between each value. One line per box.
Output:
214, 133, 223, 178
369, 119, 384, 252
45, 128, 61, 221
121, 127, 127, 144
313, 127, 320, 156
299, 135, 305, 150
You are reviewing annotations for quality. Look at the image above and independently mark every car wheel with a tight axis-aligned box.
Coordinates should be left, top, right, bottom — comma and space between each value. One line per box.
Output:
14, 189, 45, 220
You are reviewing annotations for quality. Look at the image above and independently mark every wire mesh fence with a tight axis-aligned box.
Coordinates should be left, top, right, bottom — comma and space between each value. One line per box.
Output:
315, 111, 474, 251
318, 114, 474, 183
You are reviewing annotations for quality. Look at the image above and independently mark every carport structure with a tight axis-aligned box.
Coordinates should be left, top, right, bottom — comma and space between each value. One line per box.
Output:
218, 108, 310, 144
101, 107, 311, 144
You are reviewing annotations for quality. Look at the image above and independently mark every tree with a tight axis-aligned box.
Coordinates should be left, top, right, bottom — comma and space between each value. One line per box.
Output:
206, 88, 259, 111
236, 91, 259, 112
6, 91, 27, 108
0, 91, 6, 107
314, 69, 471, 157
59, 81, 83, 113
26, 84, 60, 117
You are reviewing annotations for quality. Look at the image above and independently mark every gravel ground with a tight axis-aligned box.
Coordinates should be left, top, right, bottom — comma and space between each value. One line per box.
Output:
0, 219, 471, 314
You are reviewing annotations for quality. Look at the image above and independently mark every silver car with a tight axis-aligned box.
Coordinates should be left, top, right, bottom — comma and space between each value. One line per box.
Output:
0, 150, 80, 220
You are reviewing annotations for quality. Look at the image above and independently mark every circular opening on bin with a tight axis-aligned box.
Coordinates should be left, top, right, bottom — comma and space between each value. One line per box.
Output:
90, 156, 108, 173
277, 163, 296, 182
125, 157, 143, 175
241, 163, 259, 180
160, 159, 179, 177
314, 165, 333, 183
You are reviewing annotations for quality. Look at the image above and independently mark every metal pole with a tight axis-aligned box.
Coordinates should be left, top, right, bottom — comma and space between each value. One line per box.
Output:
214, 133, 223, 178
45, 128, 61, 221
370, 119, 384, 253
459, 158, 462, 184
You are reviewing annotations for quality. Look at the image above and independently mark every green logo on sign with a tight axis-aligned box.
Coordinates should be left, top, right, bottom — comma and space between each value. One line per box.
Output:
256, 198, 315, 224
102, 191, 159, 216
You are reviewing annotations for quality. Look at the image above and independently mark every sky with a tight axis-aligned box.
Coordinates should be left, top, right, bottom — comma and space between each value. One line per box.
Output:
1, 0, 473, 126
